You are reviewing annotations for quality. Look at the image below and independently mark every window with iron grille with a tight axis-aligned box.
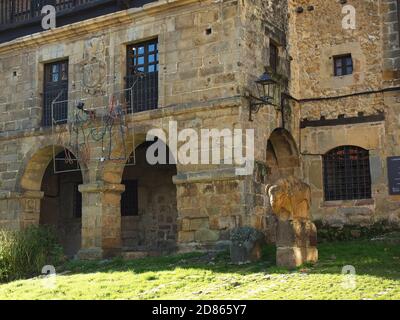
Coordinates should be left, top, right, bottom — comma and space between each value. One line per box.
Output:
121, 180, 139, 216
43, 60, 68, 126
270, 42, 278, 74
333, 54, 353, 76
323, 146, 371, 201
126, 39, 158, 113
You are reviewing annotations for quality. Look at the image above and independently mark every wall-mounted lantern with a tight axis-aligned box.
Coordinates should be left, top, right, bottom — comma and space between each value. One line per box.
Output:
247, 72, 280, 121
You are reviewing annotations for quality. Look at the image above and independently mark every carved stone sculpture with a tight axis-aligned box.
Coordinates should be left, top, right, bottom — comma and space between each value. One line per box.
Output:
266, 176, 318, 268
267, 175, 312, 221
81, 36, 107, 95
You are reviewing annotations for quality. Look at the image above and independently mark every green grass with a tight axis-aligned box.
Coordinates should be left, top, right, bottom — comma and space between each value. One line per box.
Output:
0, 238, 399, 300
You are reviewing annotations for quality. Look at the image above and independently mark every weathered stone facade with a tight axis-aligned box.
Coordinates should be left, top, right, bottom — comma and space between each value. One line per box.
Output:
289, 0, 400, 228
0, 0, 399, 260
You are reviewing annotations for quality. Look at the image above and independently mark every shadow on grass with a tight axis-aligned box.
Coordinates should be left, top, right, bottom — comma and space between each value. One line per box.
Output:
61, 239, 400, 282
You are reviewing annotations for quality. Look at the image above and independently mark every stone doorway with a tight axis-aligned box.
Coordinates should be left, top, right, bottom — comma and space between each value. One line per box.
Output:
121, 141, 178, 253
40, 150, 83, 257
266, 128, 300, 182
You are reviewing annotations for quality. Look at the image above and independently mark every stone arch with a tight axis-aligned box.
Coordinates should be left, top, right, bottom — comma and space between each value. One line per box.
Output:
17, 144, 88, 257
120, 140, 178, 252
99, 129, 178, 253
18, 144, 89, 193
100, 128, 172, 184
266, 128, 300, 180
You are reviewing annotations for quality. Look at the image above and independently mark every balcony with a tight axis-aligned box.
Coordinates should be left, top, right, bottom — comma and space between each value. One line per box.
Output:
0, 0, 156, 44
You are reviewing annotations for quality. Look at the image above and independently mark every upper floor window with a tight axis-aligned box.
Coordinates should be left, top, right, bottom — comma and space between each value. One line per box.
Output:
323, 146, 371, 201
333, 54, 353, 76
270, 42, 278, 74
126, 39, 159, 113
43, 60, 68, 127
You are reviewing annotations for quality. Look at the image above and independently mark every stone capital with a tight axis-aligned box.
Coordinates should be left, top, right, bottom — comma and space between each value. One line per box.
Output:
78, 182, 125, 194
22, 190, 45, 200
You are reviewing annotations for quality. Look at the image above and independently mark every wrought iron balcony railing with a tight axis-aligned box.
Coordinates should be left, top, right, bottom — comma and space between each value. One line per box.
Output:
0, 0, 156, 43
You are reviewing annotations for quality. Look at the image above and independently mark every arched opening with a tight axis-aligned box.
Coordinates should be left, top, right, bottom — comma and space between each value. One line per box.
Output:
120, 140, 178, 253
323, 145, 371, 201
266, 128, 300, 181
40, 150, 83, 257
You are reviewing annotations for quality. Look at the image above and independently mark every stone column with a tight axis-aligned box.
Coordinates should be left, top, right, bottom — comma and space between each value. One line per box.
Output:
19, 190, 44, 229
276, 219, 318, 268
77, 182, 125, 260
267, 176, 319, 268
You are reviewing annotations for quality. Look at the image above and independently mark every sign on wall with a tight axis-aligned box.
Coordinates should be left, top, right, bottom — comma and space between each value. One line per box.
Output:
387, 157, 400, 195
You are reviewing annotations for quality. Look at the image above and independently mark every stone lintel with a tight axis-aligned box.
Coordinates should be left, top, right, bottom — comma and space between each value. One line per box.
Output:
173, 168, 246, 185
79, 182, 125, 194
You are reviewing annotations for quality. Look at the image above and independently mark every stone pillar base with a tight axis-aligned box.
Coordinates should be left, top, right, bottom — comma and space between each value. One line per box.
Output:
276, 246, 318, 268
276, 219, 318, 268
76, 248, 104, 260
19, 191, 44, 228
78, 182, 125, 260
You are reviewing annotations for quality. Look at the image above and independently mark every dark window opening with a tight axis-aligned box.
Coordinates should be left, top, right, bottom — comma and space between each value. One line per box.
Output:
334, 54, 353, 76
73, 184, 82, 218
323, 146, 371, 201
270, 42, 278, 74
126, 39, 159, 113
43, 60, 69, 126
121, 180, 139, 216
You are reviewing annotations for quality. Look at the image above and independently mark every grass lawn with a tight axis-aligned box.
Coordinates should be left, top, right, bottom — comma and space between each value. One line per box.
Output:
0, 237, 399, 300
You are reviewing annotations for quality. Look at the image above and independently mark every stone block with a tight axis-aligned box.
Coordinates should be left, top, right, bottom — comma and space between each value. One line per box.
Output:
230, 241, 262, 264
76, 248, 103, 260
230, 227, 264, 264
276, 247, 303, 269
178, 231, 195, 243
122, 251, 149, 260
190, 217, 209, 230
194, 228, 219, 242
276, 219, 317, 247
276, 246, 318, 269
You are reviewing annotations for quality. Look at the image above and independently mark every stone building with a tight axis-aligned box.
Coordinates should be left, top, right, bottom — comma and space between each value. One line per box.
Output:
0, 0, 399, 259
289, 0, 400, 228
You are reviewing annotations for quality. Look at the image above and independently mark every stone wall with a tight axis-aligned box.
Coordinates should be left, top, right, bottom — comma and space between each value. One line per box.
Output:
289, 0, 400, 227
4, 0, 399, 259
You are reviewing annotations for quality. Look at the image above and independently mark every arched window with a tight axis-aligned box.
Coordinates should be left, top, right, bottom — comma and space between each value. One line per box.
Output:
323, 146, 371, 201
